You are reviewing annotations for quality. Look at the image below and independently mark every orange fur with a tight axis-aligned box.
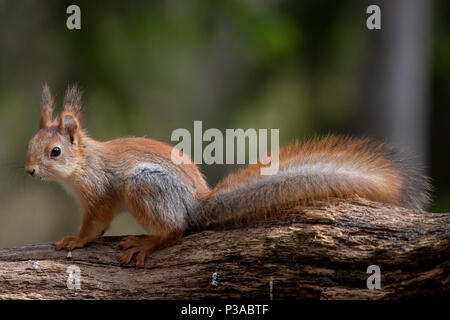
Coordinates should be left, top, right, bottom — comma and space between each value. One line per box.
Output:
197, 135, 430, 229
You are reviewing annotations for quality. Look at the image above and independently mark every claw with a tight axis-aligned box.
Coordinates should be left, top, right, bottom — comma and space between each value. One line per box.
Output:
120, 247, 140, 265
54, 236, 76, 250
136, 251, 147, 267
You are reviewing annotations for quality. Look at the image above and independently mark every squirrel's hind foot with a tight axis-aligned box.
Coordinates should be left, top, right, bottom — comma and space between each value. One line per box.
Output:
119, 235, 159, 267
118, 233, 182, 267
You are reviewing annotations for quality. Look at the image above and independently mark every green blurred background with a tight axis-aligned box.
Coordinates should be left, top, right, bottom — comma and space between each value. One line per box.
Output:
0, 0, 449, 248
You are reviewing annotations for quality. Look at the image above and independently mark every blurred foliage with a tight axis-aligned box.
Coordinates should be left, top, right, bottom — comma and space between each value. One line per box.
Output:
430, 0, 450, 212
0, 0, 448, 248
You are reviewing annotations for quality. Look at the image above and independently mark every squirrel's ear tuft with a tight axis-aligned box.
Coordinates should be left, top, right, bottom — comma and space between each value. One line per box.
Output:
40, 83, 54, 129
58, 113, 79, 144
62, 84, 83, 117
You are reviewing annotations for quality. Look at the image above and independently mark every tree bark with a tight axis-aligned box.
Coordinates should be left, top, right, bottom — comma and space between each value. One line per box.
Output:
0, 199, 448, 300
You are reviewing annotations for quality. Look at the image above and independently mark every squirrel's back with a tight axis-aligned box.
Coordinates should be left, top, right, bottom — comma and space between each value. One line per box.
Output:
191, 135, 431, 230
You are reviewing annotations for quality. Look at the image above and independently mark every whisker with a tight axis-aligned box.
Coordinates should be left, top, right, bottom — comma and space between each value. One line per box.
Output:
0, 161, 25, 171
1, 161, 24, 166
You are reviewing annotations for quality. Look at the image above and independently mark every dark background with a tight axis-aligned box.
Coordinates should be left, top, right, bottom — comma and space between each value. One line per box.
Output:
0, 0, 448, 248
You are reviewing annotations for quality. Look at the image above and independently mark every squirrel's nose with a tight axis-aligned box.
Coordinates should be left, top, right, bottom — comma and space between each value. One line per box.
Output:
25, 166, 37, 176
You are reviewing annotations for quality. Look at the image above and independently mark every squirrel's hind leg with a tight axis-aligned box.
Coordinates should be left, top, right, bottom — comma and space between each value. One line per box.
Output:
121, 165, 191, 266
118, 164, 193, 266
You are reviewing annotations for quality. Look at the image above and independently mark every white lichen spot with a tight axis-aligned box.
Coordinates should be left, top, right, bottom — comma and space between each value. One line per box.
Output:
211, 271, 219, 286
270, 277, 274, 300
32, 261, 39, 270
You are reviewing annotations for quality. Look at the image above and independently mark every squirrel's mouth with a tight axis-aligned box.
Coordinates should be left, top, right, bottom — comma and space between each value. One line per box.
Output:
26, 169, 49, 181
24, 165, 56, 181
35, 174, 52, 181
29, 173, 43, 180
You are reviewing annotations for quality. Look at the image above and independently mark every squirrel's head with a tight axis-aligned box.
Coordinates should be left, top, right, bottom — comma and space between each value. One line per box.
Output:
25, 84, 84, 181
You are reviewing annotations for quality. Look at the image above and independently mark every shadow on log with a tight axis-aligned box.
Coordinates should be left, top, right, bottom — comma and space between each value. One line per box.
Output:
0, 199, 448, 299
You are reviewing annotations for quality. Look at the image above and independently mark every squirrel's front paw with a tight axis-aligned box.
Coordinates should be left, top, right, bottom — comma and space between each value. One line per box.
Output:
54, 236, 86, 251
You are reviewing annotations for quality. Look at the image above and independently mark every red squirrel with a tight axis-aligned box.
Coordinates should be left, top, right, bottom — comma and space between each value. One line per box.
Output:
25, 84, 431, 267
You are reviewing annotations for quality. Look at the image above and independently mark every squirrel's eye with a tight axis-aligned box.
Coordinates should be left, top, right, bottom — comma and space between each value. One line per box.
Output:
50, 147, 61, 157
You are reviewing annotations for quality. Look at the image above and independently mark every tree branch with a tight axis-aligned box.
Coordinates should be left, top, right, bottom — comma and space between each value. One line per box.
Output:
0, 199, 448, 299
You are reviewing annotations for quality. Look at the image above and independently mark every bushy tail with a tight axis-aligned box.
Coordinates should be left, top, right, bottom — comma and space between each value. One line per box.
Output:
191, 135, 431, 230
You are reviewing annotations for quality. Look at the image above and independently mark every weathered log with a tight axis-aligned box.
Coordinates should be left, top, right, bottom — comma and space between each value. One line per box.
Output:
0, 199, 448, 300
